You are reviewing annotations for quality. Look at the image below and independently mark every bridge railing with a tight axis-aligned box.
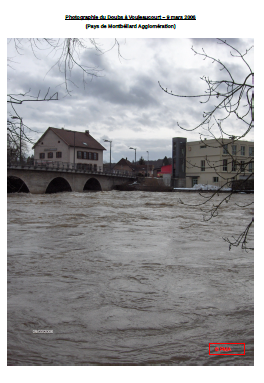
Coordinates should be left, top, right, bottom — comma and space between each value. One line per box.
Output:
7, 159, 135, 178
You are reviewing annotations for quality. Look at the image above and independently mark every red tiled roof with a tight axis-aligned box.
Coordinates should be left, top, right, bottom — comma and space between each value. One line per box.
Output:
33, 127, 106, 150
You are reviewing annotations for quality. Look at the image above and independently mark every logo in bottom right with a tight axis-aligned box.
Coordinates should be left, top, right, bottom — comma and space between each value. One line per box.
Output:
209, 343, 245, 355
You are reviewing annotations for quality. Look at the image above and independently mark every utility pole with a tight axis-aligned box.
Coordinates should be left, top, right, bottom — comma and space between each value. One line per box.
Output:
104, 139, 112, 172
146, 150, 149, 177
129, 147, 136, 164
74, 131, 76, 169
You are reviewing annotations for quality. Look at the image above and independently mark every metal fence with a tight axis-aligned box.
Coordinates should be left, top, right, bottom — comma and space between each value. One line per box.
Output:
7, 159, 135, 178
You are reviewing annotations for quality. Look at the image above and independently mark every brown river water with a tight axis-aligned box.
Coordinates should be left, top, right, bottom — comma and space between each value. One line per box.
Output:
7, 191, 254, 365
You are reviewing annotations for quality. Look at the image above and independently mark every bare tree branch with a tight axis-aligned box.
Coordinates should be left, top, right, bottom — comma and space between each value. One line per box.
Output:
161, 39, 254, 250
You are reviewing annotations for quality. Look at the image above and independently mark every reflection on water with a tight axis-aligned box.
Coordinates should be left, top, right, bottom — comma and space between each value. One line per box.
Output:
7, 191, 254, 365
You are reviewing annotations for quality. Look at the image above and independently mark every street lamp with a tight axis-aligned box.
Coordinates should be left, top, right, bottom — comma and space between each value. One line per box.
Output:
73, 131, 76, 169
11, 116, 23, 163
129, 147, 136, 165
146, 150, 149, 177
104, 139, 112, 171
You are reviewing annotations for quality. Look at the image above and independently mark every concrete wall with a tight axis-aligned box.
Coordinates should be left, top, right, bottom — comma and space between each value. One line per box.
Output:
162, 174, 171, 187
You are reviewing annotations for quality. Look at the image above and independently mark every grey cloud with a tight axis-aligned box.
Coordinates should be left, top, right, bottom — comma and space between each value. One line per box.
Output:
7, 38, 253, 158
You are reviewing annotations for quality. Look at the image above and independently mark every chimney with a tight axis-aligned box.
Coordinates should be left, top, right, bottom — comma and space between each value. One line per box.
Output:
85, 130, 89, 135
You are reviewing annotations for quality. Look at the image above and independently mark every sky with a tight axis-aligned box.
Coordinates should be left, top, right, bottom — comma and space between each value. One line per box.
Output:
7, 37, 254, 163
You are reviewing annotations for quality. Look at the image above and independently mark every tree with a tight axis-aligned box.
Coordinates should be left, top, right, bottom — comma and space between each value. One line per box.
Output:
139, 156, 145, 165
159, 39, 254, 250
163, 156, 170, 166
7, 127, 28, 163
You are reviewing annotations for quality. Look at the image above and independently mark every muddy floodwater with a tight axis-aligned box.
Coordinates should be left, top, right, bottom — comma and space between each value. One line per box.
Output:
7, 191, 254, 365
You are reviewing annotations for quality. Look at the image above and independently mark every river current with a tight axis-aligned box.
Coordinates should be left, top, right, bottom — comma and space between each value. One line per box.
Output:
7, 191, 254, 366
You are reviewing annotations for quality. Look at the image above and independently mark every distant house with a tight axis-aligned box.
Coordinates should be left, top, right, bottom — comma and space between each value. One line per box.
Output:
113, 158, 134, 174
33, 127, 106, 172
159, 164, 172, 186
113, 158, 153, 176
160, 165, 172, 174
145, 164, 154, 177
135, 164, 148, 176
154, 165, 171, 177
153, 167, 161, 177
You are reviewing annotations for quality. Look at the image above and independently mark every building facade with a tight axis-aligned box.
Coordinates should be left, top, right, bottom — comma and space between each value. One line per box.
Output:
33, 127, 106, 172
171, 137, 254, 188
113, 158, 154, 176
184, 138, 254, 188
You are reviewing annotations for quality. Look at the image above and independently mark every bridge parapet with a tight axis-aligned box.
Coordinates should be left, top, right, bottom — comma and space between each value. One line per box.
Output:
8, 160, 136, 179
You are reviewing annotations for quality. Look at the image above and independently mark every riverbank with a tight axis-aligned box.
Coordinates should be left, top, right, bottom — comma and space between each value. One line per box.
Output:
115, 177, 173, 192
115, 178, 253, 193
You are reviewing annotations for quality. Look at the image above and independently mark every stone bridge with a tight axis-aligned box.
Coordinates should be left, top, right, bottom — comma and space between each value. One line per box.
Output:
7, 165, 136, 194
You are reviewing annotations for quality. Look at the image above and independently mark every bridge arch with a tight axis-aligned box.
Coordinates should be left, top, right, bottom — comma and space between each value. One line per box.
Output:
7, 176, 30, 193
45, 177, 72, 194
83, 177, 102, 191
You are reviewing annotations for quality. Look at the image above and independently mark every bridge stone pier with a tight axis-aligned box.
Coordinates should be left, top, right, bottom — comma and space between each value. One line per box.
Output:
7, 167, 135, 194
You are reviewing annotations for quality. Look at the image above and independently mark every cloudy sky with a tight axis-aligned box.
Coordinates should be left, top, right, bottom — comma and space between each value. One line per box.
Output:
7, 38, 254, 163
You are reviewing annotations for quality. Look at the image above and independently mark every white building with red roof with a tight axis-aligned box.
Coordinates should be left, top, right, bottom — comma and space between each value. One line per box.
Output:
32, 127, 106, 172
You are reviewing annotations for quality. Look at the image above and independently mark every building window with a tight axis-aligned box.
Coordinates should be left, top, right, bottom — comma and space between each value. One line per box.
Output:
39, 153, 45, 159
56, 152, 62, 158
94, 164, 97, 171
223, 144, 228, 154
241, 146, 245, 156
232, 160, 237, 172
201, 160, 205, 171
192, 177, 198, 186
249, 147, 254, 156
232, 145, 237, 155
181, 146, 185, 157
48, 152, 53, 158
213, 177, 219, 183
223, 159, 227, 171
75, 151, 98, 160
248, 161, 253, 172
241, 161, 245, 172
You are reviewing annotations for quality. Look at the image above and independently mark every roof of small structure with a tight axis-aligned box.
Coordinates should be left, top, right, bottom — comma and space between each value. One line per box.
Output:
113, 158, 134, 169
161, 165, 172, 174
32, 127, 106, 150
